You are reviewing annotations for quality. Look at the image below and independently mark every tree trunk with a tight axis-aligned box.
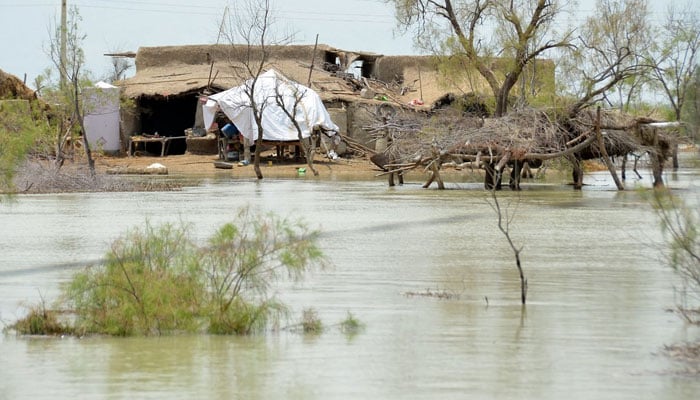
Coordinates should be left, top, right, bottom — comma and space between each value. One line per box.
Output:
494, 94, 508, 118
484, 162, 503, 190
515, 249, 527, 305
302, 136, 319, 176
509, 161, 522, 191
671, 142, 679, 170
571, 157, 584, 190
494, 76, 517, 118
254, 127, 264, 180
595, 107, 624, 190
73, 88, 95, 177
650, 127, 665, 188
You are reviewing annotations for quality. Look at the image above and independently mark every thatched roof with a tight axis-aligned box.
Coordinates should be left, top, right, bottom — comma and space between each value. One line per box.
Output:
0, 68, 36, 100
118, 44, 370, 101
118, 43, 557, 117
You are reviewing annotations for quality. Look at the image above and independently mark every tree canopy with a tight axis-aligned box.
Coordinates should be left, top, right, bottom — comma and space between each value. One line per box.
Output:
389, 0, 572, 116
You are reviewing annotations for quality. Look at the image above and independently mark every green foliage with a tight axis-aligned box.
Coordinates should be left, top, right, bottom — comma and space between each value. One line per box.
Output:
300, 308, 323, 334
681, 67, 700, 144
65, 222, 203, 336
339, 311, 364, 335
201, 208, 326, 334
646, 189, 700, 324
7, 299, 73, 336
59, 209, 327, 336
0, 101, 46, 193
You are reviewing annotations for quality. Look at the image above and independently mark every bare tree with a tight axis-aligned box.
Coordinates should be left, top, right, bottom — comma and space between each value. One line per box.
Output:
647, 2, 700, 169
487, 173, 527, 304
45, 5, 95, 175
390, 0, 573, 117
559, 0, 653, 117
106, 56, 133, 83
649, 3, 700, 122
272, 76, 320, 176
219, 0, 292, 179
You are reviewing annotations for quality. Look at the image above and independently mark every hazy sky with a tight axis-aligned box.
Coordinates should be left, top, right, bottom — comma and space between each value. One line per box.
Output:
0, 0, 690, 89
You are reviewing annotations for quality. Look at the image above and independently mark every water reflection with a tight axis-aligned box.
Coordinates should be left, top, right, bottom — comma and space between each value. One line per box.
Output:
1, 169, 699, 399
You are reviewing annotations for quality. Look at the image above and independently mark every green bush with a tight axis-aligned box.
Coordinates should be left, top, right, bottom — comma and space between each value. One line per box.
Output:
647, 189, 700, 324
65, 222, 203, 336
7, 301, 73, 336
339, 311, 364, 335
0, 101, 45, 193
60, 208, 327, 336
301, 308, 323, 334
200, 208, 326, 334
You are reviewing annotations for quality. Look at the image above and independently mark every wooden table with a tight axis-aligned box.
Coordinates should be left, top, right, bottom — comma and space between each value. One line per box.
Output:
219, 136, 303, 161
128, 135, 186, 157
261, 140, 302, 161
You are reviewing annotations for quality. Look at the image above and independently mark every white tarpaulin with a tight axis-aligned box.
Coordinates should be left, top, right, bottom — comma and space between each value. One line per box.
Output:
83, 81, 120, 152
203, 69, 338, 142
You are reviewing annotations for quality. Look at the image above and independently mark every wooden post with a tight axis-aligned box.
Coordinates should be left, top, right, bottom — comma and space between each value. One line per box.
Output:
60, 0, 67, 90
307, 34, 319, 87
417, 66, 423, 101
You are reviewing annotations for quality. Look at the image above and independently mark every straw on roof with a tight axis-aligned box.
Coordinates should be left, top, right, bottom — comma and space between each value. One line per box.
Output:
119, 44, 361, 99
0, 68, 36, 100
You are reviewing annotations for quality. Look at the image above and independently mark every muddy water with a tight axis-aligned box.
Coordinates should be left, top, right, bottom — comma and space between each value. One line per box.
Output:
1, 170, 699, 399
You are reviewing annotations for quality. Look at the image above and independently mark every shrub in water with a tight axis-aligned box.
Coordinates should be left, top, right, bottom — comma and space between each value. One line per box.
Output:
201, 208, 327, 334
65, 222, 203, 336
339, 311, 364, 335
60, 208, 327, 336
301, 308, 323, 334
8, 301, 73, 336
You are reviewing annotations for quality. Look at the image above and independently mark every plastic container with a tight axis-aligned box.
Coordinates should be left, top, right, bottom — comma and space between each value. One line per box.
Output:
222, 123, 238, 139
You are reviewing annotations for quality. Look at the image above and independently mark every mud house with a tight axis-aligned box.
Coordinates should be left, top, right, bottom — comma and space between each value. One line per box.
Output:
117, 44, 556, 156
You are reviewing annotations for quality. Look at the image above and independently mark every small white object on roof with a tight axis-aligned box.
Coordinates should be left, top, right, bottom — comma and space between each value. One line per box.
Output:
94, 81, 118, 89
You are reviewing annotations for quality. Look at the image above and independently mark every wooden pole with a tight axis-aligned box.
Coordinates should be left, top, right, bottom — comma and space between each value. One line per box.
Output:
418, 66, 423, 101
307, 34, 319, 87
60, 0, 67, 90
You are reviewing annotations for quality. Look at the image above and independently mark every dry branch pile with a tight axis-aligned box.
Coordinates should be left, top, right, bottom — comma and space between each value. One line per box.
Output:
363, 105, 673, 189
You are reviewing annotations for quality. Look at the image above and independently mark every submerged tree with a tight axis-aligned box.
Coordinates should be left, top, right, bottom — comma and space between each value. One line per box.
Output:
389, 0, 573, 117
487, 173, 527, 304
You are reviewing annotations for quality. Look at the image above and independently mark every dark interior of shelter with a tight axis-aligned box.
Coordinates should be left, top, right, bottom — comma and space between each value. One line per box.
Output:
136, 92, 200, 155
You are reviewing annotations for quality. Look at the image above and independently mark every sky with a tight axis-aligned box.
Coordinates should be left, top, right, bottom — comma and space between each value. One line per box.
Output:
0, 0, 692, 90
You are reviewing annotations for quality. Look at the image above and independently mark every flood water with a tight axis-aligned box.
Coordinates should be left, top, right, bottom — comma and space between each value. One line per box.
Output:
1, 168, 699, 399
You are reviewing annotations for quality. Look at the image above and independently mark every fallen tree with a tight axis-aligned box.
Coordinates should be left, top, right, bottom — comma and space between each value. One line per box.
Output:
365, 106, 675, 190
